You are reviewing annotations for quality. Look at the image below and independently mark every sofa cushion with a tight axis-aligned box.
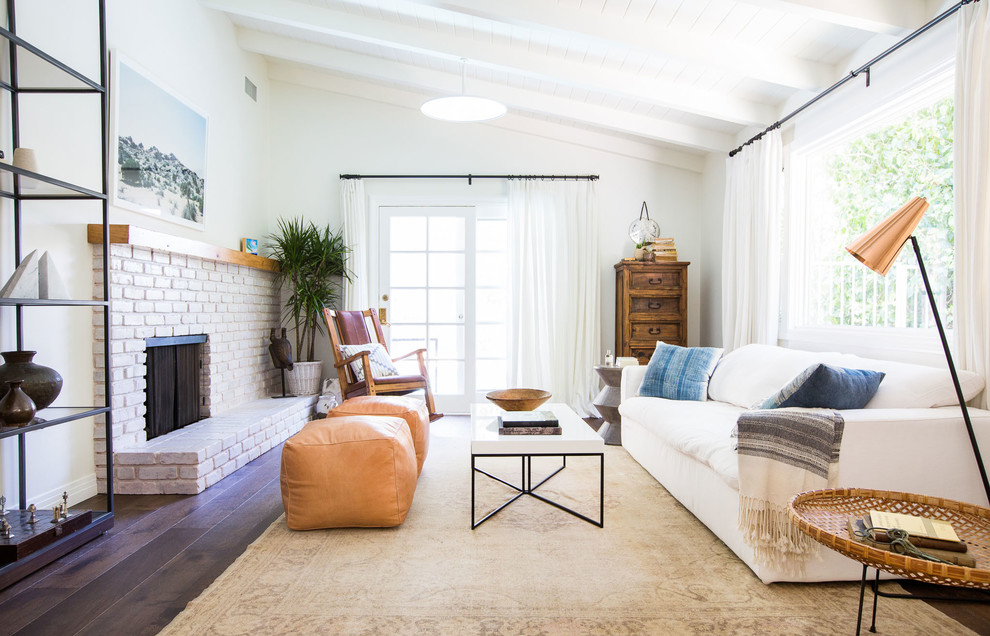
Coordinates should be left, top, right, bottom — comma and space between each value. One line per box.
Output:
708, 344, 985, 410
760, 364, 885, 410
639, 342, 723, 401
619, 396, 743, 487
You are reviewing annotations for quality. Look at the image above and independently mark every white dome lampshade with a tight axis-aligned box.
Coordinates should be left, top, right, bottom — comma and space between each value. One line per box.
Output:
421, 58, 506, 123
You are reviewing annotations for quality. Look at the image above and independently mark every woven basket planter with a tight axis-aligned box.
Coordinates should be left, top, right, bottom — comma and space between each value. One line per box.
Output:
286, 361, 323, 396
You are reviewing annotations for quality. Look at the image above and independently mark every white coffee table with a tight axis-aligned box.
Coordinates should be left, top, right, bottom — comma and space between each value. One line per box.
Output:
470, 402, 605, 529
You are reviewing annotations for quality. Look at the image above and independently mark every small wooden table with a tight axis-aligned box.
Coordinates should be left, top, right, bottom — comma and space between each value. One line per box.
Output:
788, 488, 990, 634
593, 365, 623, 446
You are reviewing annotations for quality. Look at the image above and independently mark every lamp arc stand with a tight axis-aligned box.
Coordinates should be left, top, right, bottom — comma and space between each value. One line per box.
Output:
910, 235, 990, 505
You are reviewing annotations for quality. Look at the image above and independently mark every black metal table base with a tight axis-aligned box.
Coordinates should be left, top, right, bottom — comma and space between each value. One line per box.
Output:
855, 564, 990, 635
471, 453, 604, 529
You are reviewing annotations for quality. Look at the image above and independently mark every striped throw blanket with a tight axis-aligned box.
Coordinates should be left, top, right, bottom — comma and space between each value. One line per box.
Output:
735, 408, 845, 573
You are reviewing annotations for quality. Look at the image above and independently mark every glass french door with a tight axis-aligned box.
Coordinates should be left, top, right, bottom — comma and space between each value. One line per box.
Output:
377, 204, 507, 413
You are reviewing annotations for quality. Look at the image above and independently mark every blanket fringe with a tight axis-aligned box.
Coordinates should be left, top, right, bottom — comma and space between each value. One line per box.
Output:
738, 495, 821, 575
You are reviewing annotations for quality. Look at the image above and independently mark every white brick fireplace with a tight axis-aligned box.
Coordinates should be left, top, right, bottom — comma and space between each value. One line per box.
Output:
90, 226, 316, 495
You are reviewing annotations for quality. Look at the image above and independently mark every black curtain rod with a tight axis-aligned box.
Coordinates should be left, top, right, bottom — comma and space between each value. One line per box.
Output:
729, 0, 979, 158
340, 173, 599, 185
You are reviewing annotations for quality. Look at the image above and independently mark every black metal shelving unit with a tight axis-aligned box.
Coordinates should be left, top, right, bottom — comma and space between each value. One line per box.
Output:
0, 0, 113, 589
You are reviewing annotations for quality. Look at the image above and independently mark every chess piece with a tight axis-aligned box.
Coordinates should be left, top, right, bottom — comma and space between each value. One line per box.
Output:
51, 506, 60, 524
28, 503, 36, 524
0, 495, 5, 516
61, 491, 68, 518
1, 518, 12, 539
268, 328, 294, 370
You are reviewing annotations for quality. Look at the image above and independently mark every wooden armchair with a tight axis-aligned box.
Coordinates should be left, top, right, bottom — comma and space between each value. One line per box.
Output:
323, 308, 441, 421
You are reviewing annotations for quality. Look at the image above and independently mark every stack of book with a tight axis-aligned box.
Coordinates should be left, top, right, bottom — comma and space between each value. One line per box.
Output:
847, 510, 974, 567
650, 237, 678, 261
498, 411, 561, 435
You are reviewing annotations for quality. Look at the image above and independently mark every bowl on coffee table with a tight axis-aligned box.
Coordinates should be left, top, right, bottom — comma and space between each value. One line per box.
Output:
485, 389, 551, 411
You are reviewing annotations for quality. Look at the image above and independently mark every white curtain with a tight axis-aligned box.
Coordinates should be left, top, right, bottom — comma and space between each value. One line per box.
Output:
721, 128, 783, 351
955, 1, 990, 409
340, 179, 370, 310
507, 180, 600, 415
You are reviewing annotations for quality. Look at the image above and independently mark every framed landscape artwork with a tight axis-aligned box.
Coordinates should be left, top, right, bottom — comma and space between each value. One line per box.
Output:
112, 53, 208, 229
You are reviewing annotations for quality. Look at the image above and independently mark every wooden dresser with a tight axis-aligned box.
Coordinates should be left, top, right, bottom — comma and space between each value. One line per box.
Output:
614, 260, 689, 364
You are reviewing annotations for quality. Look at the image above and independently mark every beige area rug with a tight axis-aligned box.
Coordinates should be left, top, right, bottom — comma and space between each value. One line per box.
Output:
160, 417, 975, 635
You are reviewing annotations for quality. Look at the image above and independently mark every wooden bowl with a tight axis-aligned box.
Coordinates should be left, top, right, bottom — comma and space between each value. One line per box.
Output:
485, 389, 552, 411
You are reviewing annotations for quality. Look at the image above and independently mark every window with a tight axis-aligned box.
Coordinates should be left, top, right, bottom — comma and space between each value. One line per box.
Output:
785, 82, 954, 345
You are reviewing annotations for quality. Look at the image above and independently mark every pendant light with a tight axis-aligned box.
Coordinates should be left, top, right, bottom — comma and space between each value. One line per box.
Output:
421, 58, 506, 122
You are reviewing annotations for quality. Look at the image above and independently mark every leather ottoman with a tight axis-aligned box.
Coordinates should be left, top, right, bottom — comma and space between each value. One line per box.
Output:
328, 396, 430, 474
280, 415, 417, 529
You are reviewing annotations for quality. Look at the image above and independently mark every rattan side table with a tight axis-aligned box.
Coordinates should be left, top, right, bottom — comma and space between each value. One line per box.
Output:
788, 488, 990, 634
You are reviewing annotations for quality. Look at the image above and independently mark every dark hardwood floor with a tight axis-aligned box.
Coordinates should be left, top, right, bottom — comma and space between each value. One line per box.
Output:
0, 441, 287, 636
1, 423, 988, 635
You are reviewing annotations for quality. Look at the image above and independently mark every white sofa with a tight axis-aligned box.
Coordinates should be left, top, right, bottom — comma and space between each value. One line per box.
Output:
618, 344, 990, 583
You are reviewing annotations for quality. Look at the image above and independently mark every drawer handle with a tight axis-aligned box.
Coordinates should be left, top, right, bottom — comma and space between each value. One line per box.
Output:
648, 277, 664, 285
647, 302, 662, 310
648, 327, 662, 335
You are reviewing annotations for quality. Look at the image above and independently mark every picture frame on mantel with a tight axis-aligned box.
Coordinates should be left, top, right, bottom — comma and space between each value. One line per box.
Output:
111, 51, 209, 230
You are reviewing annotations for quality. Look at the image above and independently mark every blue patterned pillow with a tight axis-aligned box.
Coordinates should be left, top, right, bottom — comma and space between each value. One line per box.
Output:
339, 343, 400, 381
760, 364, 885, 410
638, 342, 723, 401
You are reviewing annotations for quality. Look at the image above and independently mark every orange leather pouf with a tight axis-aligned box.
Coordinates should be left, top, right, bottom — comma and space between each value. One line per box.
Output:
280, 416, 417, 530
328, 396, 430, 474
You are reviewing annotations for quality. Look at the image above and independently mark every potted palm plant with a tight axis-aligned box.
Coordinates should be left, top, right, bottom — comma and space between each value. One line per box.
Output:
267, 217, 350, 395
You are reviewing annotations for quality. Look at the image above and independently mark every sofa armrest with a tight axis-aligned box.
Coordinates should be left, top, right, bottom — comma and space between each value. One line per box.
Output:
620, 365, 647, 403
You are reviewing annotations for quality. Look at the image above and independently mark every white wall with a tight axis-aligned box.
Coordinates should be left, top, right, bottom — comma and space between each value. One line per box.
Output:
267, 77, 706, 373
0, 0, 270, 507
699, 153, 726, 347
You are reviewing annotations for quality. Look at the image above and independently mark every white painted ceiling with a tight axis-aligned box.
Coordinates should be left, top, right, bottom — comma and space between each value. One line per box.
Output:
201, 0, 949, 163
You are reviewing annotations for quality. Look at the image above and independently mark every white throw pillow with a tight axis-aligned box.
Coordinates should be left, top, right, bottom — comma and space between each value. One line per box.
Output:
339, 343, 400, 382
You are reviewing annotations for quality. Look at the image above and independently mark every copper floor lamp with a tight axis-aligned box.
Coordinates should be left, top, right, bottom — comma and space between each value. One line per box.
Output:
846, 196, 990, 504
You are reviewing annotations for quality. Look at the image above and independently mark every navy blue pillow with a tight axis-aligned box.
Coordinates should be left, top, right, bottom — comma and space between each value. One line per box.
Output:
760, 364, 885, 410
639, 342, 723, 401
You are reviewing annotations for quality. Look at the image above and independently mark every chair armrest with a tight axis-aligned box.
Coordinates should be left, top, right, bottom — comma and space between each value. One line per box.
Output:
620, 365, 648, 402
335, 351, 370, 368
391, 348, 427, 362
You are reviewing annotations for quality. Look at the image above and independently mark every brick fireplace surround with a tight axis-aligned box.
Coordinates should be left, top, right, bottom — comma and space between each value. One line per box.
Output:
90, 226, 316, 495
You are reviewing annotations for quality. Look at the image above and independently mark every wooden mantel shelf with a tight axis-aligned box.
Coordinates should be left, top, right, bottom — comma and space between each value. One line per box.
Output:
87, 225, 277, 272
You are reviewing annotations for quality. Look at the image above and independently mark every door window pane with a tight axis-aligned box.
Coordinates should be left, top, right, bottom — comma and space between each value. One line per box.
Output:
389, 324, 426, 353
429, 217, 465, 251
390, 289, 426, 323
428, 289, 464, 324
476, 288, 505, 321
476, 324, 505, 358
428, 253, 465, 287
476, 360, 506, 391
390, 253, 426, 287
431, 360, 465, 393
429, 325, 465, 359
390, 216, 426, 251
476, 252, 506, 287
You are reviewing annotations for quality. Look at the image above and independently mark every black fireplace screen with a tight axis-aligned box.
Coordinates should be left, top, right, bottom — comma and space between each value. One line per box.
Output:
145, 335, 206, 441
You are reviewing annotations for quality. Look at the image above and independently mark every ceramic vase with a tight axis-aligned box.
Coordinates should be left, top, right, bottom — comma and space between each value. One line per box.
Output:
0, 380, 37, 427
0, 350, 63, 409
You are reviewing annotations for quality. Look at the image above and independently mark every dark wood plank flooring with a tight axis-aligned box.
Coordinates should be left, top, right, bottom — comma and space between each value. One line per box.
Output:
0, 422, 987, 635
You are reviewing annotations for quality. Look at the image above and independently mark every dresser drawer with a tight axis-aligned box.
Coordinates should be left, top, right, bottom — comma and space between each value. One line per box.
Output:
629, 296, 681, 316
629, 269, 682, 290
630, 322, 682, 342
